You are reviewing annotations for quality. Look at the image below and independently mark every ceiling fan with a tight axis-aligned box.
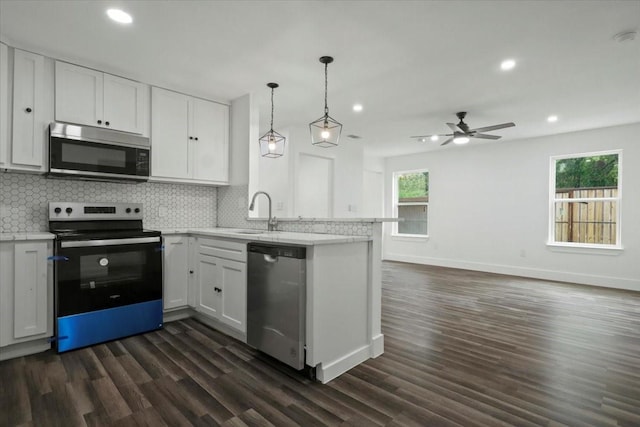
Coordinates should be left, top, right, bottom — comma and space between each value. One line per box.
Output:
411, 112, 515, 146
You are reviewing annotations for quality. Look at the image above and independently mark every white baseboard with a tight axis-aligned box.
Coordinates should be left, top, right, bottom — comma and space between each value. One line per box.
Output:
370, 334, 384, 358
163, 307, 193, 323
0, 339, 51, 361
384, 253, 640, 292
317, 344, 372, 384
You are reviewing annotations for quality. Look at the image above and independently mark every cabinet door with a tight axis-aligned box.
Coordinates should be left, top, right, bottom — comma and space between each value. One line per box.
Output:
12, 49, 45, 168
151, 87, 189, 179
0, 42, 8, 166
163, 235, 189, 310
103, 73, 145, 134
13, 242, 49, 339
196, 254, 221, 318
219, 258, 246, 333
55, 61, 103, 127
190, 98, 229, 182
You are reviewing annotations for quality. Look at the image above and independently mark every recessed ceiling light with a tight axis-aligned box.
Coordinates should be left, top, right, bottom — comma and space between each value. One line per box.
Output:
500, 59, 516, 71
107, 9, 133, 24
547, 115, 558, 123
430, 135, 439, 142
352, 104, 363, 112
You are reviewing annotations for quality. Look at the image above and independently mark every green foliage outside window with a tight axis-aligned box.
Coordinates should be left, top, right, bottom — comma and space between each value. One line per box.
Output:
398, 172, 429, 200
555, 154, 618, 190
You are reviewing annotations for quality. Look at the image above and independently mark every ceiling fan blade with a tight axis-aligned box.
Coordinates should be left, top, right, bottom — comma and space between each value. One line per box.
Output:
440, 137, 454, 146
471, 122, 515, 133
410, 133, 452, 139
446, 123, 459, 132
472, 133, 501, 140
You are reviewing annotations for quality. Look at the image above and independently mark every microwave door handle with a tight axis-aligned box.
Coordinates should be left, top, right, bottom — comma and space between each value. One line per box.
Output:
60, 237, 161, 248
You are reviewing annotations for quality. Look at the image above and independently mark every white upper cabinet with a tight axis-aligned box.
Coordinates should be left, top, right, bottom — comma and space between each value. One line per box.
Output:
0, 42, 9, 167
55, 61, 147, 135
151, 87, 190, 179
151, 86, 229, 184
103, 73, 146, 135
12, 49, 45, 168
190, 98, 229, 182
1, 47, 51, 173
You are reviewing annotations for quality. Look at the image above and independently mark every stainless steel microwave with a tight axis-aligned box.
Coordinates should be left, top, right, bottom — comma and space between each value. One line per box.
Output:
48, 122, 150, 182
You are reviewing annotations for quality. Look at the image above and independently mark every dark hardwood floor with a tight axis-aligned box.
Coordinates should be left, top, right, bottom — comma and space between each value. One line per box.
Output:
2, 261, 639, 426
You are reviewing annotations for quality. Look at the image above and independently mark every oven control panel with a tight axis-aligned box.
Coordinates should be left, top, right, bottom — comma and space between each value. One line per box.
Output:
49, 202, 143, 220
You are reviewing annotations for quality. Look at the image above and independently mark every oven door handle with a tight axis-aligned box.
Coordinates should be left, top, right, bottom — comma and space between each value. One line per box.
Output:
60, 236, 161, 248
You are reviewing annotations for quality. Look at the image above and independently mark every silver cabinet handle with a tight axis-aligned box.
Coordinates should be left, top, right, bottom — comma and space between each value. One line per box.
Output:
60, 236, 161, 248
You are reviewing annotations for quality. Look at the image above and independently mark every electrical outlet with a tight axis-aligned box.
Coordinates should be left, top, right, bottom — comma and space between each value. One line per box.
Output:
276, 201, 284, 211
158, 206, 168, 218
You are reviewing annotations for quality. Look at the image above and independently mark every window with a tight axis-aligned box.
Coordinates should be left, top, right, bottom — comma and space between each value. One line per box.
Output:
549, 150, 621, 248
393, 170, 429, 236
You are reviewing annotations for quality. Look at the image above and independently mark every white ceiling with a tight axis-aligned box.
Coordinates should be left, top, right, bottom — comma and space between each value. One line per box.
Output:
1, 0, 639, 157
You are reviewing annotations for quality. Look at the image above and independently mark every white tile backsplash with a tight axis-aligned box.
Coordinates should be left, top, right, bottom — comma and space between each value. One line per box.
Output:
0, 173, 217, 232
1, 174, 373, 236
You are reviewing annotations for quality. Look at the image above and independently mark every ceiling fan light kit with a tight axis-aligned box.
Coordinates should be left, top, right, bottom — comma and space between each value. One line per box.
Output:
259, 82, 286, 158
411, 111, 515, 147
310, 56, 342, 148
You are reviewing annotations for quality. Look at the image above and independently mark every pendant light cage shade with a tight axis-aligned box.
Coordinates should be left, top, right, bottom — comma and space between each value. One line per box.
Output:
259, 129, 286, 158
309, 115, 342, 148
259, 82, 286, 158
310, 56, 342, 148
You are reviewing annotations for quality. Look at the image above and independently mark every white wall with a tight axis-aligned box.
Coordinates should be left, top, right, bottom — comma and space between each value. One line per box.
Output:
228, 93, 254, 186
250, 124, 365, 218
251, 127, 291, 218
383, 123, 640, 291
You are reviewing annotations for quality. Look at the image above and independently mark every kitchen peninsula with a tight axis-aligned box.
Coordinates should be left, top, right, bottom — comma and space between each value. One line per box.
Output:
160, 226, 386, 384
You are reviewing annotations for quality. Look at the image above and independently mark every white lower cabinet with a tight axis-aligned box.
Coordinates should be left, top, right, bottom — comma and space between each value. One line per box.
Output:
0, 239, 53, 355
162, 235, 190, 310
193, 237, 246, 334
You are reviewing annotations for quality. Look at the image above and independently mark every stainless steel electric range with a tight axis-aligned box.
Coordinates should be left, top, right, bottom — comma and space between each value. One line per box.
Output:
49, 202, 163, 352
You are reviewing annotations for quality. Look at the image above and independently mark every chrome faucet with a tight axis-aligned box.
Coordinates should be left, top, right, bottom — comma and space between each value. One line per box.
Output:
249, 191, 278, 231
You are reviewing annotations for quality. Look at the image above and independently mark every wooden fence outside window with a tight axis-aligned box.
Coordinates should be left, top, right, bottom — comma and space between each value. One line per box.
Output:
554, 187, 617, 245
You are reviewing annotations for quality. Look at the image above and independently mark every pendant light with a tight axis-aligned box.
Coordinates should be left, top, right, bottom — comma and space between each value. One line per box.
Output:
259, 83, 286, 158
309, 56, 342, 148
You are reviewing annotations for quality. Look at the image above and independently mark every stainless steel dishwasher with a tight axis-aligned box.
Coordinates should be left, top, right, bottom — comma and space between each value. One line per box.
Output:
247, 243, 307, 370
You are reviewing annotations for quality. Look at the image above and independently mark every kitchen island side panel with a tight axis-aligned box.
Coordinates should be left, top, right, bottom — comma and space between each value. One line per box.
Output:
306, 241, 369, 382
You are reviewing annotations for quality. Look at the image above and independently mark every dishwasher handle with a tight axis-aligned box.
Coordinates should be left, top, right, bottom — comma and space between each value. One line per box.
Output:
264, 254, 278, 263
248, 243, 306, 259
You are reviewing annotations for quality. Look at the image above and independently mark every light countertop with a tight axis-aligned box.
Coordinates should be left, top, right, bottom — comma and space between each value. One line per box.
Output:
0, 232, 56, 241
1, 229, 371, 245
159, 228, 370, 245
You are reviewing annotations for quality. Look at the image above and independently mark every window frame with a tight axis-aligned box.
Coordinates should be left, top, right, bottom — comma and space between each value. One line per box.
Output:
548, 149, 622, 250
392, 169, 429, 238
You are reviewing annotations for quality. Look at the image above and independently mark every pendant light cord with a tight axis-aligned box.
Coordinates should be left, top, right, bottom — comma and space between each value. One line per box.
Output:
324, 62, 329, 116
270, 87, 275, 131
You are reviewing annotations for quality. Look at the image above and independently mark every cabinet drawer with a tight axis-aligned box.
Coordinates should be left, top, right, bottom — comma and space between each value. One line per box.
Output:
197, 237, 246, 262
